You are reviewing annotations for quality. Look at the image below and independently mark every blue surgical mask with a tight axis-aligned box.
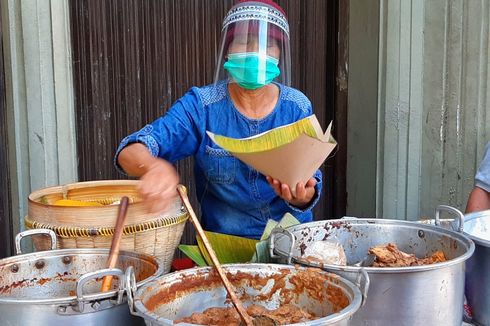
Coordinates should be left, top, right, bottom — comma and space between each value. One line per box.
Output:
223, 52, 280, 90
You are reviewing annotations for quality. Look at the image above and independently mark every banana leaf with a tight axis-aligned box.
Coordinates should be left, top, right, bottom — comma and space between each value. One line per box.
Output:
181, 214, 300, 266
251, 213, 301, 263
260, 219, 279, 241
197, 231, 258, 266
275, 212, 301, 232
178, 244, 207, 267
207, 116, 319, 153
260, 213, 301, 241
249, 240, 271, 263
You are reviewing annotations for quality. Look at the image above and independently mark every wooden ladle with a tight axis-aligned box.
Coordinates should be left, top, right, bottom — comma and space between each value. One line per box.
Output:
101, 196, 129, 292
177, 185, 255, 326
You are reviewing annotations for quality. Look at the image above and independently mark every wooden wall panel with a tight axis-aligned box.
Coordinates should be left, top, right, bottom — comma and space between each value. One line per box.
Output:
0, 7, 13, 258
378, 0, 490, 219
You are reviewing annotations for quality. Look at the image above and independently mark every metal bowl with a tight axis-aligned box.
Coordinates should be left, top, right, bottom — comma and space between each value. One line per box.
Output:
126, 263, 368, 325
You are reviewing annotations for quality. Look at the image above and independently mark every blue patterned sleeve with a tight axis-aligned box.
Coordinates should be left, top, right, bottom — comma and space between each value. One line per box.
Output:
475, 141, 490, 192
285, 169, 323, 212
114, 88, 204, 175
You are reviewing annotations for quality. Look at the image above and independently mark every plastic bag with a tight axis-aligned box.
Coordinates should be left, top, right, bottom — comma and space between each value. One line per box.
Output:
302, 239, 347, 266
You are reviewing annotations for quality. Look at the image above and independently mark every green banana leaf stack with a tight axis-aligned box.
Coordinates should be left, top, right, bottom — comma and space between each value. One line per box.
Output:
179, 213, 300, 266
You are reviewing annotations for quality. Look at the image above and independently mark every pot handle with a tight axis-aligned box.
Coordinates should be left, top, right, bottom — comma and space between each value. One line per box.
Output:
125, 266, 139, 316
76, 268, 125, 313
355, 268, 370, 307
15, 229, 57, 254
269, 227, 295, 264
435, 205, 464, 232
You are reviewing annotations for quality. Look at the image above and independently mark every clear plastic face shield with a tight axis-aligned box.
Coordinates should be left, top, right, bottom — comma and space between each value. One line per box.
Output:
214, 2, 291, 89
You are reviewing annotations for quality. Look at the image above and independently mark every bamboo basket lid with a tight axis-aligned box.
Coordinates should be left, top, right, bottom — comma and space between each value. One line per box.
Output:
28, 180, 185, 228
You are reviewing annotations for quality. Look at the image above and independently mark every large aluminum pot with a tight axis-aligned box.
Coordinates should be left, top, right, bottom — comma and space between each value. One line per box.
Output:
125, 263, 369, 325
0, 229, 164, 326
270, 207, 474, 326
418, 205, 490, 325
461, 209, 490, 326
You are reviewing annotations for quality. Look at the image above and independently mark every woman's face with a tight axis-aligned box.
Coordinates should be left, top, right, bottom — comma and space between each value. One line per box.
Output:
228, 34, 281, 59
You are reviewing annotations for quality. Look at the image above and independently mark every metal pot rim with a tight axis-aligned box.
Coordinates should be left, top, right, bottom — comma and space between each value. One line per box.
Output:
132, 263, 363, 326
464, 210, 490, 247
273, 218, 475, 273
0, 248, 163, 305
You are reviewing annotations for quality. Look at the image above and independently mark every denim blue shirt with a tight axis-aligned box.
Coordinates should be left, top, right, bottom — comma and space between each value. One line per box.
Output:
115, 81, 322, 239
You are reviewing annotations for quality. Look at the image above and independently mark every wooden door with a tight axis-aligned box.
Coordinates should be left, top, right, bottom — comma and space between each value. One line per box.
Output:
70, 0, 348, 245
0, 6, 13, 258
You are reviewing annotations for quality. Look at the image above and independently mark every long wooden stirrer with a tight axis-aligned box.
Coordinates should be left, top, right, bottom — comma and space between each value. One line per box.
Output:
177, 185, 254, 326
101, 196, 129, 292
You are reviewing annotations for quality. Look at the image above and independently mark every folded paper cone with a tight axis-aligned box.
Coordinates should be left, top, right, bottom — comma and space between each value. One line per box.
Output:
207, 115, 337, 193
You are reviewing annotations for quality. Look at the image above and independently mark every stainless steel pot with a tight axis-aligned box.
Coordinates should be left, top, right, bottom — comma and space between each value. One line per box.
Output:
270, 207, 475, 326
0, 229, 164, 326
459, 208, 490, 326
125, 263, 369, 325
417, 205, 490, 325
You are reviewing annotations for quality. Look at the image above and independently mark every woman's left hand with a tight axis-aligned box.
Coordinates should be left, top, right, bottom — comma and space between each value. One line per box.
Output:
266, 176, 317, 209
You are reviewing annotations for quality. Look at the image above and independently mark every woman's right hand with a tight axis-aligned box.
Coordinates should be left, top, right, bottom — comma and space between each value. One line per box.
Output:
118, 143, 180, 214
138, 159, 180, 214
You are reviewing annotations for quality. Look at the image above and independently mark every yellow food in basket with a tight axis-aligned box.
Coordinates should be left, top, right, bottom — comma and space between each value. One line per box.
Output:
53, 199, 104, 207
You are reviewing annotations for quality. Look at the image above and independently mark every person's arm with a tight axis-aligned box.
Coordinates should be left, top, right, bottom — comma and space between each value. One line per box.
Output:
118, 143, 163, 177
118, 143, 180, 214
466, 142, 490, 213
115, 88, 203, 214
465, 186, 490, 213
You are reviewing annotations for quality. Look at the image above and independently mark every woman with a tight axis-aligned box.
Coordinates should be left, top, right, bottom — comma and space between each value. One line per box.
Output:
115, 0, 323, 239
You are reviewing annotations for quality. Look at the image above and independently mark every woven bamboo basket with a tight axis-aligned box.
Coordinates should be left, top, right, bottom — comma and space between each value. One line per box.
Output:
25, 180, 189, 273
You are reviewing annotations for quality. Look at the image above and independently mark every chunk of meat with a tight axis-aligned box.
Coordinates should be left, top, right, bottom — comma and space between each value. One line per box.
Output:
368, 243, 446, 267
175, 304, 316, 325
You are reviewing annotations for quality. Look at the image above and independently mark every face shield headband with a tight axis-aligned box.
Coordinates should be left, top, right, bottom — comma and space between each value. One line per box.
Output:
222, 3, 290, 39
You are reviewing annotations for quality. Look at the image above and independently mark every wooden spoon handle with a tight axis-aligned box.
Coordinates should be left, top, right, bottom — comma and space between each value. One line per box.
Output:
101, 196, 129, 292
177, 185, 253, 326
